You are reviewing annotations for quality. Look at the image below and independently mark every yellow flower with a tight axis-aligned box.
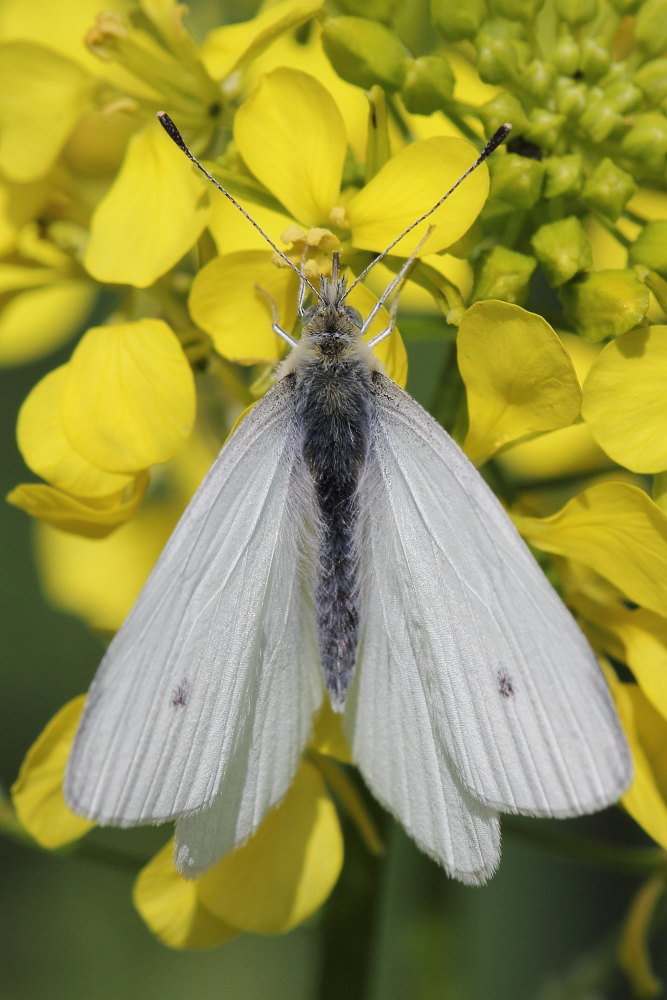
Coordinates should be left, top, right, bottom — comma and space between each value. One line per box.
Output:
12, 696, 360, 948
190, 66, 488, 366
9, 318, 194, 536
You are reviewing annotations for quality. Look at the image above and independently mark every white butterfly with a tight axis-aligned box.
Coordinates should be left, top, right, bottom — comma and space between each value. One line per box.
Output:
65, 117, 632, 885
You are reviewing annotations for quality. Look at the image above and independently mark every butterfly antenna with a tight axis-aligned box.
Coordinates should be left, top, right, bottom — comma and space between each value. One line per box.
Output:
157, 112, 321, 301
346, 123, 512, 296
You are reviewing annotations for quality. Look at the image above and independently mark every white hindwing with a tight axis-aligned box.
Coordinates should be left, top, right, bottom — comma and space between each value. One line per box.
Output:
65, 378, 323, 845
349, 375, 631, 823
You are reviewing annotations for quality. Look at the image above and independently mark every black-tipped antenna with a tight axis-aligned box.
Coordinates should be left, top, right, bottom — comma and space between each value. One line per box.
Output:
347, 123, 512, 296
157, 112, 320, 300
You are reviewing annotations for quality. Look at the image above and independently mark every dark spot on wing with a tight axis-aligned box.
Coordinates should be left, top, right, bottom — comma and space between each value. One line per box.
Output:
498, 672, 515, 698
171, 680, 189, 708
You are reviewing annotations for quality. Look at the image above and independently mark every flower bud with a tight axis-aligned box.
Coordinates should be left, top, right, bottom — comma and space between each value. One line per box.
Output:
322, 16, 408, 90
554, 78, 587, 117
560, 269, 650, 341
581, 158, 636, 219
531, 217, 592, 287
580, 38, 610, 80
633, 59, 667, 104
553, 36, 580, 75
635, 0, 667, 57
579, 97, 621, 143
490, 153, 544, 208
621, 112, 667, 170
522, 59, 556, 100
490, 0, 545, 19
477, 22, 529, 84
543, 154, 583, 198
401, 55, 455, 114
525, 108, 564, 148
478, 93, 529, 135
555, 0, 598, 23
431, 0, 487, 40
472, 246, 536, 304
603, 80, 643, 113
628, 222, 667, 275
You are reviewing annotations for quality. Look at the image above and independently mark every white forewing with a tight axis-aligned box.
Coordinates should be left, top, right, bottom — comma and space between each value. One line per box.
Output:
65, 378, 324, 837
355, 374, 631, 819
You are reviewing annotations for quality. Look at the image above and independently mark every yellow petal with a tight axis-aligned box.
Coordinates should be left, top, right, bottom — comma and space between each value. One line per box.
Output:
0, 279, 95, 366
0, 42, 92, 181
619, 874, 666, 1000
609, 676, 667, 850
62, 319, 196, 473
235, 68, 347, 227
189, 251, 299, 363
310, 702, 352, 763
208, 195, 294, 256
515, 483, 667, 617
458, 302, 582, 465
345, 278, 408, 388
0, 0, 122, 72
35, 505, 176, 632
8, 474, 148, 538
346, 136, 488, 257
608, 608, 667, 723
201, 0, 322, 79
198, 760, 343, 934
34, 430, 218, 631
17, 366, 134, 497
499, 333, 608, 481
84, 120, 210, 288
0, 175, 49, 255
582, 326, 667, 474
134, 841, 238, 950
11, 696, 94, 848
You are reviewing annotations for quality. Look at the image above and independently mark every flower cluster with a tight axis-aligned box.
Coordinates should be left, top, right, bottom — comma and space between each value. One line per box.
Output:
3, 0, 667, 988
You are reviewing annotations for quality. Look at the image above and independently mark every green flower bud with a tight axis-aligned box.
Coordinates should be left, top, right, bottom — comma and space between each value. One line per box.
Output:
490, 153, 544, 208
560, 269, 650, 341
628, 222, 667, 275
478, 93, 529, 135
522, 59, 556, 100
322, 16, 408, 90
635, 0, 667, 57
543, 153, 583, 198
401, 55, 455, 114
431, 0, 486, 40
489, 0, 545, 20
634, 59, 667, 105
581, 158, 637, 219
621, 112, 667, 170
525, 108, 565, 148
579, 97, 621, 143
472, 246, 536, 304
580, 38, 610, 80
531, 217, 592, 287
603, 80, 643, 113
336, 0, 398, 22
555, 0, 598, 24
477, 22, 529, 84
554, 78, 587, 117
553, 36, 580, 75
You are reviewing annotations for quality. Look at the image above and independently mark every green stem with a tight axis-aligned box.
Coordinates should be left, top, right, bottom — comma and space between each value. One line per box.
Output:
505, 818, 667, 876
